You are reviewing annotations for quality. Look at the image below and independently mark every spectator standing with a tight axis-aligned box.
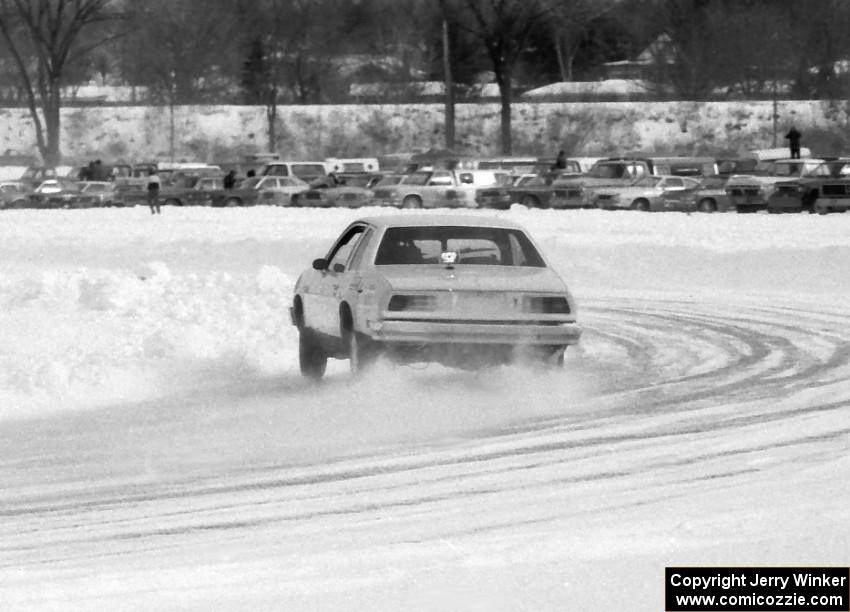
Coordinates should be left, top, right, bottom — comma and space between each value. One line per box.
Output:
223, 169, 237, 189
146, 169, 161, 214
785, 126, 802, 159
551, 150, 567, 171
91, 159, 109, 181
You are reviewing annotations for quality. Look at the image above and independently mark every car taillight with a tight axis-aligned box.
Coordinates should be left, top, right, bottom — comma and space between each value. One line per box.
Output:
387, 294, 437, 311
523, 296, 570, 314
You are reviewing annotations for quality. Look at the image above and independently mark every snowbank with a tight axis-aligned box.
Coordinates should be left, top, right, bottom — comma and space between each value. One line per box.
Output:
0, 206, 847, 421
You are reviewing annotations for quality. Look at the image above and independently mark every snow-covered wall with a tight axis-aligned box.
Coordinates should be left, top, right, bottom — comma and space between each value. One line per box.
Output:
1, 100, 847, 163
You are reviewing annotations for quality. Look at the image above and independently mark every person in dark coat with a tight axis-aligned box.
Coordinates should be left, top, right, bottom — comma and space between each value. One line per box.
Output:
551, 150, 567, 171
785, 126, 802, 159
223, 170, 237, 189
147, 169, 161, 214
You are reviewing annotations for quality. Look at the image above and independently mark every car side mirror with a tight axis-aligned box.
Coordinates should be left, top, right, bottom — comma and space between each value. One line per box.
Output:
312, 258, 328, 271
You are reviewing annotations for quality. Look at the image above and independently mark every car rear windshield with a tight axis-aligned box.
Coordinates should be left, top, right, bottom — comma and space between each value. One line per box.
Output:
374, 226, 546, 267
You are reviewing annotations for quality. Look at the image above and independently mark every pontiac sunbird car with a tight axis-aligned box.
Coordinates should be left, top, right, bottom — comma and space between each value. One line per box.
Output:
291, 214, 582, 378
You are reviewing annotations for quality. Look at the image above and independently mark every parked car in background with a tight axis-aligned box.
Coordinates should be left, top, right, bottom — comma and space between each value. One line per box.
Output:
812, 173, 850, 214
261, 160, 330, 183
295, 172, 382, 208
30, 180, 112, 209
0, 181, 31, 209
291, 214, 582, 378
691, 175, 733, 212
20, 166, 77, 190
766, 158, 850, 213
474, 156, 578, 176
592, 175, 702, 211
549, 158, 656, 208
726, 157, 826, 213
73, 181, 117, 207
209, 175, 310, 206
370, 168, 512, 209
509, 170, 584, 208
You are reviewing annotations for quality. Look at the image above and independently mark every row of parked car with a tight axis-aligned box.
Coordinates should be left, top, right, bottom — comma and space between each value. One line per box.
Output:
3, 148, 849, 215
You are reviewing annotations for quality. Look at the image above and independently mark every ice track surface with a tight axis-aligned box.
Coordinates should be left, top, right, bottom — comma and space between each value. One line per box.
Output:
2, 295, 849, 611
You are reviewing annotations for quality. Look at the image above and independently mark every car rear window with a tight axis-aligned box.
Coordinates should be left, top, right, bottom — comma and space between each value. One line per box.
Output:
291, 164, 327, 178
375, 226, 546, 267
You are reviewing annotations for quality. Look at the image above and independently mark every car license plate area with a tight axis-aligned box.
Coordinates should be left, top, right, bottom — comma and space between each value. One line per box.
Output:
447, 291, 513, 315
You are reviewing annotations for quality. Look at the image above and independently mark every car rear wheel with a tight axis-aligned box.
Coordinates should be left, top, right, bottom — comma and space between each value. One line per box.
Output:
516, 345, 565, 368
697, 198, 716, 213
632, 198, 650, 211
299, 330, 327, 380
401, 195, 421, 209
224, 197, 241, 207
348, 330, 379, 374
164, 198, 180, 207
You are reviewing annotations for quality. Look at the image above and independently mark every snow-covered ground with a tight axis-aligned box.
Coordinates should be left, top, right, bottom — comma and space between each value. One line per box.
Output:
0, 205, 848, 611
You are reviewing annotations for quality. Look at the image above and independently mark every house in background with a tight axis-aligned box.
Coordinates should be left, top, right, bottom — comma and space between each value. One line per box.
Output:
602, 34, 674, 80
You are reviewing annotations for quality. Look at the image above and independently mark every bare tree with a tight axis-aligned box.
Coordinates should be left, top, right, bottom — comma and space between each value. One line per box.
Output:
0, 0, 116, 165
447, 0, 551, 154
119, 0, 242, 105
546, 0, 616, 82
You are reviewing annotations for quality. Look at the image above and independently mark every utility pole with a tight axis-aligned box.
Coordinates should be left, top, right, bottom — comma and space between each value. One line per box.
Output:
169, 70, 176, 162
441, 7, 455, 150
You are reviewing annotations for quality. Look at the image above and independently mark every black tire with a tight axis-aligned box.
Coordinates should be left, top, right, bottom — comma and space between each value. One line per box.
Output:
632, 198, 650, 211
521, 194, 541, 208
817, 205, 829, 215
224, 197, 241, 207
299, 330, 327, 380
164, 198, 181, 207
401, 195, 421, 209
697, 198, 716, 213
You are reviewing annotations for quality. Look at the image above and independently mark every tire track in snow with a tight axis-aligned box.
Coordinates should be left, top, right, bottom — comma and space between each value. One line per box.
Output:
2, 296, 850, 569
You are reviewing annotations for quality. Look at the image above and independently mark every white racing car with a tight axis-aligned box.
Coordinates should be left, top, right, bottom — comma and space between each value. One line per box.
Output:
291, 214, 582, 378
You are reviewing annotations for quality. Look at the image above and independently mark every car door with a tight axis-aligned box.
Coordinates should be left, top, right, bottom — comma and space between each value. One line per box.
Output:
425, 170, 454, 207
660, 177, 687, 210
303, 224, 370, 337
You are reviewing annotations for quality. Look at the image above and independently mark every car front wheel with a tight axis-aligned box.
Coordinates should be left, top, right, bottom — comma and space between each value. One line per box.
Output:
698, 198, 716, 213
299, 330, 327, 380
521, 194, 541, 208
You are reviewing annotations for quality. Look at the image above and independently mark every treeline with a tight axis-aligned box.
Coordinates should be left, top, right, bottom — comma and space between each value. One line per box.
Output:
3, 0, 850, 106
2, 0, 850, 163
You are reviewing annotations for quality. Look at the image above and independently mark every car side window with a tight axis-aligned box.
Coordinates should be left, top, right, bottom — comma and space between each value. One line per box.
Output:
327, 226, 366, 272
346, 228, 374, 271
428, 172, 453, 186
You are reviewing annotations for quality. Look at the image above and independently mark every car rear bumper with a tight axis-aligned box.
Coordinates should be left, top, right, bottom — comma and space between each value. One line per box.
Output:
367, 319, 582, 346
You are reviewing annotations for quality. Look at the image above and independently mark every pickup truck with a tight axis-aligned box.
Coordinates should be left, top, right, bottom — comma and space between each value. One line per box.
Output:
370, 169, 512, 209
550, 156, 716, 208
725, 158, 826, 213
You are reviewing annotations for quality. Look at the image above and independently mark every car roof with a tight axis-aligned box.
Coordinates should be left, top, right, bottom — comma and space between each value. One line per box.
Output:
356, 214, 526, 230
